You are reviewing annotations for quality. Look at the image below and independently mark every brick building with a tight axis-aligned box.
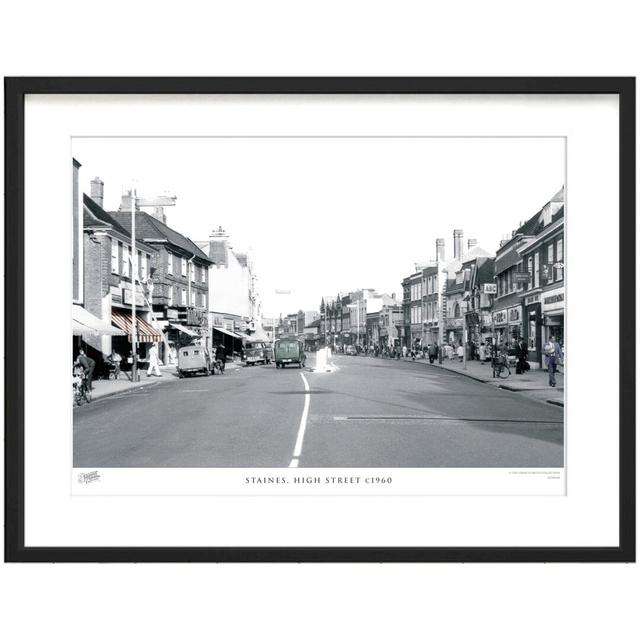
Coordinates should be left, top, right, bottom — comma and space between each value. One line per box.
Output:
111, 206, 212, 359
518, 187, 565, 367
80, 190, 160, 364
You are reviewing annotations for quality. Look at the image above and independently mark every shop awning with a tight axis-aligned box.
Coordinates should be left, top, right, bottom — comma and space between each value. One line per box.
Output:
169, 323, 199, 337
112, 309, 162, 342
212, 326, 244, 340
73, 305, 126, 337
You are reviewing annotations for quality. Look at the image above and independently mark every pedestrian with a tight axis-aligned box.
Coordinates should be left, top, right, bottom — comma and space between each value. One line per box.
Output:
516, 338, 529, 374
75, 349, 96, 391
478, 342, 486, 364
543, 335, 562, 387
456, 343, 464, 362
147, 343, 162, 377
111, 349, 122, 379
402, 344, 407, 358
215, 343, 226, 372
428, 342, 438, 364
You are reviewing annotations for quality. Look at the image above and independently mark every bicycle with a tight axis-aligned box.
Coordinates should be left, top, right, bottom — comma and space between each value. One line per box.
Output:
73, 372, 92, 406
491, 354, 511, 379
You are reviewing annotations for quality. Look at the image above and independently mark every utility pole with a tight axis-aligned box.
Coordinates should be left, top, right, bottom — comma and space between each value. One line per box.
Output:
131, 189, 138, 382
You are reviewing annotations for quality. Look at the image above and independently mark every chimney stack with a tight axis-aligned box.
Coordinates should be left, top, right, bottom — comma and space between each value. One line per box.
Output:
118, 190, 140, 212
90, 177, 104, 208
208, 226, 229, 267
468, 238, 477, 250
436, 238, 445, 262
151, 206, 166, 225
453, 229, 464, 260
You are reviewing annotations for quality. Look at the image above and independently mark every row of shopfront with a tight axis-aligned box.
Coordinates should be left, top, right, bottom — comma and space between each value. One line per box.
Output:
399, 285, 564, 368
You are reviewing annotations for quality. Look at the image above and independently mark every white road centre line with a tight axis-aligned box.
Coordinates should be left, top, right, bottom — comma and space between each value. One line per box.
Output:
289, 372, 311, 466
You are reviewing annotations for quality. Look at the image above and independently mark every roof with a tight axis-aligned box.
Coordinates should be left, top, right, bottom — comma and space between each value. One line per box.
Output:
83, 195, 156, 253
475, 258, 496, 286
111, 211, 211, 263
234, 252, 248, 267
305, 318, 322, 328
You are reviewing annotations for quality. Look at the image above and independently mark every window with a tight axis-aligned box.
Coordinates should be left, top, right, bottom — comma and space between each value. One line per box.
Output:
547, 244, 554, 284
167, 284, 173, 306
181, 288, 187, 305
190, 289, 196, 306
534, 252, 540, 288
111, 240, 119, 274
527, 256, 533, 290
516, 261, 524, 291
556, 239, 564, 281
191, 263, 196, 282
139, 251, 147, 281
201, 265, 206, 283
181, 257, 187, 277
454, 303, 460, 318
122, 244, 130, 278
167, 252, 173, 275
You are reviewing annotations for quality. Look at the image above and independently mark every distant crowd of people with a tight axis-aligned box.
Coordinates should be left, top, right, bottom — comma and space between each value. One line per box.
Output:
335, 334, 564, 387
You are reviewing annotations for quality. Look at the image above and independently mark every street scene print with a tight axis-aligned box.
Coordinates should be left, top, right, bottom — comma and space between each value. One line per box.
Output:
72, 137, 565, 469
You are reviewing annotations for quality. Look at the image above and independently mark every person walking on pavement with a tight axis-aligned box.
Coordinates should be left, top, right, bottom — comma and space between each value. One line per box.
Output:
75, 349, 95, 391
215, 343, 226, 372
147, 343, 162, 377
402, 344, 408, 359
428, 342, 438, 364
111, 349, 122, 379
543, 335, 562, 387
516, 338, 529, 374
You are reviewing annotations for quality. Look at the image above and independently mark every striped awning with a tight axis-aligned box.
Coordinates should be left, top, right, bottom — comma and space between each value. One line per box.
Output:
112, 309, 162, 342
73, 305, 126, 337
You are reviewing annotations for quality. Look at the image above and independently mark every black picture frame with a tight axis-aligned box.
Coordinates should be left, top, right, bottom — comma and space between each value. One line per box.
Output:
4, 77, 635, 563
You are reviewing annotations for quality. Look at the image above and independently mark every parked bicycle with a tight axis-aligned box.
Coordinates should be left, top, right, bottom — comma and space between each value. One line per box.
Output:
491, 353, 511, 379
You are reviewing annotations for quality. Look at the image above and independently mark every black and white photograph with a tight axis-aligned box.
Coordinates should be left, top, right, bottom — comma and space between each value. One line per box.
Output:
71, 136, 566, 474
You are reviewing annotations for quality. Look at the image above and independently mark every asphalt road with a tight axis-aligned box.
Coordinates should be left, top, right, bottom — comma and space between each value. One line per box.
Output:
74, 353, 564, 468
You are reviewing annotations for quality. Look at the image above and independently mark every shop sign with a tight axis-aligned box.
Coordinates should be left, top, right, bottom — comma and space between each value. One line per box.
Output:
123, 288, 145, 306
446, 318, 463, 328
542, 287, 565, 312
483, 283, 497, 294
525, 293, 540, 306
508, 307, 521, 323
514, 271, 532, 283
493, 310, 507, 325
166, 308, 179, 320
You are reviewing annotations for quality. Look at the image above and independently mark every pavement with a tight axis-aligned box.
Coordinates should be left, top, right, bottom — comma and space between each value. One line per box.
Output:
87, 361, 243, 401
74, 351, 564, 468
403, 355, 565, 407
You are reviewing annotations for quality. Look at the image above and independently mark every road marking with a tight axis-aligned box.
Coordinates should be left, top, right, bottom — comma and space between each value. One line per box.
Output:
289, 372, 310, 467
333, 415, 563, 424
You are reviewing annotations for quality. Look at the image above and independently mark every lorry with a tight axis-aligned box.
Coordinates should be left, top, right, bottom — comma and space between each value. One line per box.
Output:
243, 340, 273, 366
274, 337, 306, 369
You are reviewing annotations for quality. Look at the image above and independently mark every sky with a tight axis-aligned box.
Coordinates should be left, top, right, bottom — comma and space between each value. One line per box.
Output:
73, 137, 565, 317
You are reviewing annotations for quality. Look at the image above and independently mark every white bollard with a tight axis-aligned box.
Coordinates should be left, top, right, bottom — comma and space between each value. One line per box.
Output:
316, 347, 327, 371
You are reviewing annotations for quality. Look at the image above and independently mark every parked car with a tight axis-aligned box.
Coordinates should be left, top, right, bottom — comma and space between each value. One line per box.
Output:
345, 345, 357, 356
177, 345, 213, 377
274, 338, 306, 368
243, 340, 273, 366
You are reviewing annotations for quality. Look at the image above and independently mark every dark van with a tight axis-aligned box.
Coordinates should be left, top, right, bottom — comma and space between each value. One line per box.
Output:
274, 338, 306, 369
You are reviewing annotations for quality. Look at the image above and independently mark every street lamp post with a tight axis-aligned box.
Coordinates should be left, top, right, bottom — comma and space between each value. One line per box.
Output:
129, 191, 176, 384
